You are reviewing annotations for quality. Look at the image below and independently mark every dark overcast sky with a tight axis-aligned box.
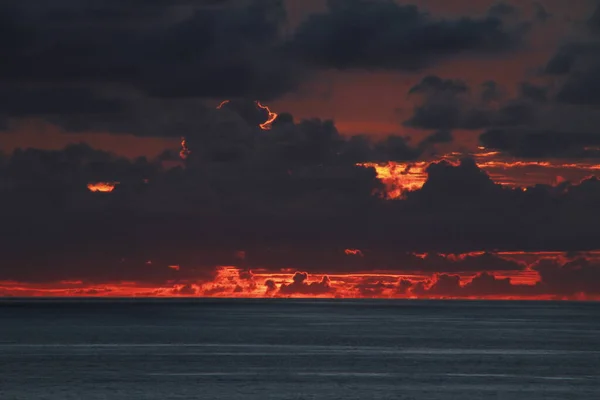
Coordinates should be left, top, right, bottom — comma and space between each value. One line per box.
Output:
1, 0, 600, 299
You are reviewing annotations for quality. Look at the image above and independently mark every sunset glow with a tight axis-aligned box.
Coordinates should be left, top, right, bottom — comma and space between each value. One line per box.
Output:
6, 3, 600, 399
2, 251, 598, 300
4, 0, 600, 304
359, 154, 600, 198
358, 162, 428, 198
1, 271, 596, 301
344, 249, 364, 256
216, 100, 230, 109
255, 101, 278, 130
215, 99, 278, 130
179, 137, 190, 160
87, 182, 119, 192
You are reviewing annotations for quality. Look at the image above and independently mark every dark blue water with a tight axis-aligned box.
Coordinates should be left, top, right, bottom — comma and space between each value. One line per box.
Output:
1, 299, 599, 399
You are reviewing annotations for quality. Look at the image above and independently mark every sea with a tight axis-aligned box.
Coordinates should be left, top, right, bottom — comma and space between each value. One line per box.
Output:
0, 299, 599, 400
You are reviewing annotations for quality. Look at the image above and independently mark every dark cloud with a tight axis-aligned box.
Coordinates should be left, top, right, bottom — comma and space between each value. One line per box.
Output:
543, 43, 600, 75
279, 272, 333, 296
0, 0, 535, 138
404, 76, 535, 130
461, 273, 518, 297
369, 135, 423, 162
47, 96, 215, 138
265, 279, 277, 294
533, 2, 551, 22
3, 140, 600, 287
488, 2, 518, 18
1, 143, 158, 189
398, 160, 600, 253
288, 0, 526, 71
409, 272, 531, 298
0, 85, 123, 117
0, 1, 304, 136
392, 256, 600, 299
533, 257, 600, 296
180, 100, 426, 165
0, 0, 298, 103
408, 76, 469, 95
555, 66, 600, 105
3, 1, 600, 300
544, 52, 577, 75
137, 1, 298, 100
203, 286, 230, 296
589, 2, 600, 33
238, 247, 525, 275
480, 128, 600, 158
544, 41, 600, 105
481, 81, 503, 103
418, 130, 453, 149
413, 252, 525, 273
396, 279, 414, 294
0, 0, 531, 134
172, 284, 198, 296
519, 82, 548, 102
423, 274, 462, 296
355, 280, 396, 298
407, 158, 498, 204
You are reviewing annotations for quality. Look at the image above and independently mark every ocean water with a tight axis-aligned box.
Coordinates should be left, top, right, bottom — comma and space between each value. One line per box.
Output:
0, 299, 599, 400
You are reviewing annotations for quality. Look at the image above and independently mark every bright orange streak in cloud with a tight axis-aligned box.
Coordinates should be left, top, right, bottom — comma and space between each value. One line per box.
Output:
2, 269, 595, 300
345, 249, 364, 256
255, 101, 278, 130
216, 100, 230, 109
179, 137, 190, 160
215, 99, 278, 130
359, 150, 600, 199
87, 182, 119, 192
358, 162, 428, 199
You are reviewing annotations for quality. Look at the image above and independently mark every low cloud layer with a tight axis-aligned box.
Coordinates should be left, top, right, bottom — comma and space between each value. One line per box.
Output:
2, 106, 600, 293
3, 254, 598, 299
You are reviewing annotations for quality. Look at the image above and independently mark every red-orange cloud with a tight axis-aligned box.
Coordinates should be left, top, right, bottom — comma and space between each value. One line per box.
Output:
2, 252, 599, 300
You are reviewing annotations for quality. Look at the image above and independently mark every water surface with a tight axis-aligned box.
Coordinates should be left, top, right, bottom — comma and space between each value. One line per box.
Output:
1, 299, 598, 399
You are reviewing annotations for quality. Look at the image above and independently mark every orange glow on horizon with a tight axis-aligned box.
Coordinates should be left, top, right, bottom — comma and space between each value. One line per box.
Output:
3, 250, 600, 301
2, 271, 596, 301
87, 182, 119, 192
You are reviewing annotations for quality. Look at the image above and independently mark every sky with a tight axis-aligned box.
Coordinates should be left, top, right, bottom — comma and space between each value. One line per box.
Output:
1, 0, 600, 299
